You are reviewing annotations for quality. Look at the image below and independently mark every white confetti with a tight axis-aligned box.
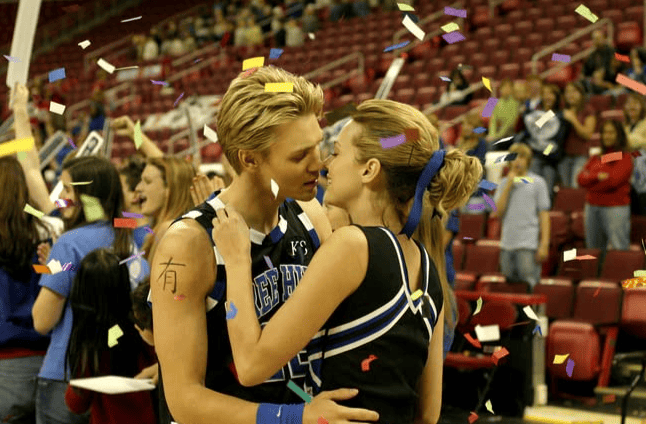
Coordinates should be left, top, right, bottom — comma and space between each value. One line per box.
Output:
270, 179, 279, 199
563, 248, 577, 262
49, 101, 66, 115
97, 58, 115, 74
46, 259, 63, 275
485, 399, 494, 414
523, 305, 539, 321
78, 40, 91, 49
474, 324, 500, 342
203, 124, 218, 143
535, 109, 555, 128
402, 15, 425, 41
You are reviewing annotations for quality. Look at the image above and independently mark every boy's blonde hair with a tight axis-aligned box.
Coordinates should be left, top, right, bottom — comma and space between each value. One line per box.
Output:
509, 143, 533, 166
216, 66, 324, 173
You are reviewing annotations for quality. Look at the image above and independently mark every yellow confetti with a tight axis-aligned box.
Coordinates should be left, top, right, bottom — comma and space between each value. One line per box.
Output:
513, 176, 534, 183
575, 4, 598, 23
265, 82, 294, 93
397, 2, 415, 11
553, 354, 569, 364
543, 143, 554, 156
485, 399, 494, 414
634, 270, 646, 277
134, 120, 142, 149
474, 297, 483, 315
242, 56, 265, 71
482, 77, 492, 92
441, 22, 460, 33
80, 194, 106, 222
24, 203, 44, 219
411, 289, 423, 300
0, 137, 34, 158
108, 324, 123, 348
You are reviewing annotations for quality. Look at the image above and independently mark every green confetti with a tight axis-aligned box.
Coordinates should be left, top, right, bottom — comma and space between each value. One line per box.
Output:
134, 120, 143, 149
80, 194, 106, 222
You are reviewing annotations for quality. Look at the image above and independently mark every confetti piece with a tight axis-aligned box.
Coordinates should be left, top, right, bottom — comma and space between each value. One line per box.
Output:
78, 40, 91, 49
575, 4, 598, 23
575, 254, 596, 260
442, 31, 465, 44
593, 286, 600, 297
317, 417, 328, 424
62, 262, 72, 271
615, 53, 630, 63
174, 294, 186, 301
225, 301, 238, 320
121, 16, 142, 22
150, 80, 168, 86
441, 22, 460, 33
80, 194, 106, 222
173, 92, 184, 108
114, 218, 137, 228
287, 380, 312, 403
601, 151, 622, 163
402, 15, 425, 41
203, 124, 218, 142
492, 347, 509, 365
481, 97, 498, 118
616, 74, 646, 94
622, 277, 646, 289
17, 151, 26, 161
523, 305, 539, 321
513, 176, 534, 183
566, 358, 575, 377
553, 354, 569, 364
485, 400, 494, 414
134, 120, 142, 149
49, 101, 66, 115
122, 212, 144, 218
463, 236, 474, 240
270, 179, 279, 198
467, 203, 486, 211
243, 56, 265, 71
116, 66, 139, 70
144, 226, 154, 234
479, 180, 497, 191
635, 270, 646, 277
24, 203, 44, 219
308, 33, 315, 40
33, 264, 51, 274
535, 110, 555, 128
397, 3, 415, 11
265, 82, 293, 92
119, 251, 145, 265
468, 412, 479, 424
464, 333, 482, 348
482, 77, 492, 92
492, 136, 514, 146
494, 152, 517, 163
475, 324, 500, 342
563, 248, 577, 262
48, 68, 65, 83
269, 48, 284, 59
440, 76, 451, 82
473, 127, 487, 134
474, 297, 483, 315
543, 143, 554, 156
97, 58, 115, 74
45, 259, 62, 274
380, 133, 407, 149
383, 40, 410, 52
551, 53, 571, 63
68, 138, 76, 149
482, 194, 496, 211
411, 289, 423, 300
445, 6, 467, 17
108, 324, 123, 348
69, 181, 92, 185
3, 55, 20, 62
194, 58, 202, 63
533, 324, 542, 336
361, 354, 378, 371
264, 255, 274, 269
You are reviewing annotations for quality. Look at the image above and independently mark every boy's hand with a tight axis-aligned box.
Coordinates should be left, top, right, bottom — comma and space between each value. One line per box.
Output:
10, 82, 29, 110
134, 362, 159, 386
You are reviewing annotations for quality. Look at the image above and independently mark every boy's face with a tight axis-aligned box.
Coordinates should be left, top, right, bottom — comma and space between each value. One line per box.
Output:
135, 323, 155, 346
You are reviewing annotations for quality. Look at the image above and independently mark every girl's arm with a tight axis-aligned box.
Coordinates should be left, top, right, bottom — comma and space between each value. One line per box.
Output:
593, 156, 633, 191
213, 210, 368, 387
576, 159, 597, 188
111, 116, 163, 158
414, 308, 444, 424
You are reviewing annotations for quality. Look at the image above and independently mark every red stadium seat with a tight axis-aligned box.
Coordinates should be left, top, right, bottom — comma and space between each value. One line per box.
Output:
549, 210, 570, 247
557, 248, 601, 282
589, 95, 613, 113
599, 250, 645, 283
616, 21, 643, 50
457, 214, 486, 240
474, 274, 507, 292
463, 244, 500, 275
452, 239, 465, 271
547, 321, 601, 380
454, 272, 477, 291
631, 216, 646, 245
574, 281, 622, 326
486, 216, 501, 240
621, 287, 646, 339
534, 278, 575, 319
553, 188, 586, 214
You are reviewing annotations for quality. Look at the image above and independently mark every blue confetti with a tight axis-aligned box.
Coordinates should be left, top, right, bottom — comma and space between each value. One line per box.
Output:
264, 255, 274, 269
533, 324, 542, 336
225, 301, 238, 320
48, 68, 66, 83
473, 127, 486, 134
478, 179, 497, 191
383, 40, 410, 52
269, 48, 284, 59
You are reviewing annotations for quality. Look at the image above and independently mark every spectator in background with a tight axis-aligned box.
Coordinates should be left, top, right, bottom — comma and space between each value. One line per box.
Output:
513, 80, 527, 106
271, 6, 284, 33
142, 33, 159, 61
559, 81, 597, 188
578, 120, 632, 260
302, 4, 320, 33
439, 68, 472, 106
273, 17, 287, 47
455, 112, 487, 213
212, 8, 227, 41
486, 78, 520, 143
493, 143, 551, 291
329, 0, 354, 21
353, 0, 371, 17
285, 17, 304, 47
234, 17, 247, 46
623, 94, 646, 215
244, 16, 264, 46
582, 30, 615, 93
626, 47, 646, 85
521, 75, 543, 114
119, 157, 150, 251
131, 34, 146, 62
517, 83, 571, 201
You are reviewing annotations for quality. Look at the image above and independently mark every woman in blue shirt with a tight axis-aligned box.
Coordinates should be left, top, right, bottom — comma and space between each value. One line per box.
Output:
32, 156, 149, 424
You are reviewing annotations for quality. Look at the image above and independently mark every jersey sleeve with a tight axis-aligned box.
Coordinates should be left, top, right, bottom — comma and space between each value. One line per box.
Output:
39, 237, 79, 298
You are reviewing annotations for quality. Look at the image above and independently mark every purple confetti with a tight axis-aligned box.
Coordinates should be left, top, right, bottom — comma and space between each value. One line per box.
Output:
383, 40, 411, 52
151, 80, 168, 86
482, 193, 497, 211
68, 138, 76, 149
481, 97, 498, 118
442, 31, 466, 44
173, 92, 184, 107
444, 6, 467, 18
143, 226, 154, 234
122, 212, 144, 218
467, 203, 486, 211
264, 255, 274, 269
194, 58, 202, 63
380, 133, 407, 149
566, 358, 575, 377
119, 251, 145, 265
551, 53, 571, 63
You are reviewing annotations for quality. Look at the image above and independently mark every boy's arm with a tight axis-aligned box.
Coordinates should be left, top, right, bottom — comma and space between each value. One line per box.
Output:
491, 175, 515, 219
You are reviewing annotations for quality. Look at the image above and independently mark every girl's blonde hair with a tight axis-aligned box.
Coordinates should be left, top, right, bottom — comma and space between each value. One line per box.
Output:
142, 157, 197, 260
349, 100, 483, 329
216, 66, 324, 173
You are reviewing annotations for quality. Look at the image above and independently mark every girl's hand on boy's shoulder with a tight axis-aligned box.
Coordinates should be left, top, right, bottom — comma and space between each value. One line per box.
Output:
134, 362, 158, 386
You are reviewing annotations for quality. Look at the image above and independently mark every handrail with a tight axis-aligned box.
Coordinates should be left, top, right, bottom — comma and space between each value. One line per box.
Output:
303, 51, 364, 81
422, 81, 485, 116
167, 55, 219, 83
392, 1, 463, 46
172, 42, 222, 67
488, 0, 506, 18
531, 18, 614, 75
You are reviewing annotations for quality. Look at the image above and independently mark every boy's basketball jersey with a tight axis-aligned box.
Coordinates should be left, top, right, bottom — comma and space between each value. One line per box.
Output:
157, 191, 321, 422
307, 226, 444, 424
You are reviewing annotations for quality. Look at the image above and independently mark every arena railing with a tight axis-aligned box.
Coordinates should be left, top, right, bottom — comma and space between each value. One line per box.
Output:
303, 51, 365, 90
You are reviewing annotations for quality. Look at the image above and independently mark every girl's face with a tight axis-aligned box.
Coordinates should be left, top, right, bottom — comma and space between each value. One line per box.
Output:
564, 84, 581, 108
60, 170, 78, 220
323, 121, 366, 211
541, 87, 557, 110
135, 165, 168, 218
624, 97, 643, 122
601, 123, 618, 148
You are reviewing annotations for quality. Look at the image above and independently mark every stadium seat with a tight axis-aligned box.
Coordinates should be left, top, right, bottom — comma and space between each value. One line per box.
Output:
631, 216, 646, 245
553, 188, 586, 214
616, 21, 643, 50
589, 95, 613, 113
486, 216, 501, 240
463, 244, 500, 275
557, 248, 601, 282
452, 239, 465, 271
573, 281, 623, 327
549, 210, 570, 248
457, 214, 486, 240
599, 250, 645, 283
534, 278, 575, 319
547, 321, 601, 380
455, 272, 478, 291
621, 287, 646, 339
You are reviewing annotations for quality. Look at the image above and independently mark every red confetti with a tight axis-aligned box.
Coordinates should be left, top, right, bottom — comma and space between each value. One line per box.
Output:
174, 294, 186, 301
601, 151, 622, 163
593, 287, 601, 297
113, 218, 137, 228
468, 411, 479, 423
491, 347, 509, 365
615, 53, 630, 63
361, 354, 378, 372
464, 333, 482, 349
317, 417, 328, 424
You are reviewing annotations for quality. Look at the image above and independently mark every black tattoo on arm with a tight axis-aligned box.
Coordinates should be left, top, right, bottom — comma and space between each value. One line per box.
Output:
157, 257, 186, 294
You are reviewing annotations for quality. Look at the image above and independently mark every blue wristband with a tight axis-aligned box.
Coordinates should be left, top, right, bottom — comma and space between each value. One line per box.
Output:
256, 403, 304, 424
